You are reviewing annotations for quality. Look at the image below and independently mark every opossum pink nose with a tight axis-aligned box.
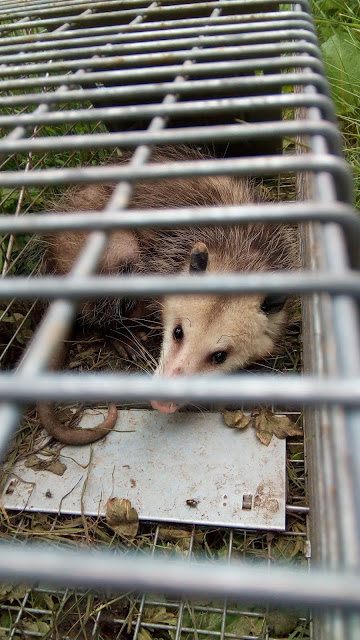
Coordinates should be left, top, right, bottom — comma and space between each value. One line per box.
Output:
150, 400, 179, 413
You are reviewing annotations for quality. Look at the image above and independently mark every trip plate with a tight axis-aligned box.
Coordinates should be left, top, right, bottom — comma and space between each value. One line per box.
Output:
3, 409, 286, 530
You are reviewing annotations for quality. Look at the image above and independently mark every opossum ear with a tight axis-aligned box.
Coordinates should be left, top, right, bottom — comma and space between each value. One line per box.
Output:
189, 242, 209, 273
261, 294, 287, 314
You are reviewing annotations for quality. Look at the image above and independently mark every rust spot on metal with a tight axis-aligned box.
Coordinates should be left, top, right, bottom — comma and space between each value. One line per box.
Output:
254, 483, 279, 514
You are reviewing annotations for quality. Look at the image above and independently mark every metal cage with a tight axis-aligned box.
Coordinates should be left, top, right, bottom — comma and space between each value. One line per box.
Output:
0, 0, 359, 639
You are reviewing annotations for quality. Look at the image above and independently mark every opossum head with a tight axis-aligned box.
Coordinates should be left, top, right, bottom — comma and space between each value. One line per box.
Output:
151, 242, 289, 413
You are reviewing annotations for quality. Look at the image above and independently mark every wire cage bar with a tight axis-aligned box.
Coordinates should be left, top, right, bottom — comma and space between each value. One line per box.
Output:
0, 0, 359, 639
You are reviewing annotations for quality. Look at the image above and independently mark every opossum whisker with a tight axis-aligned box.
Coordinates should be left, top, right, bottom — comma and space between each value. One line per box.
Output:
109, 330, 158, 372
110, 345, 153, 374
131, 359, 154, 375
217, 334, 240, 344
126, 315, 162, 325
181, 317, 192, 328
250, 361, 283, 374
188, 403, 207, 417
121, 326, 159, 368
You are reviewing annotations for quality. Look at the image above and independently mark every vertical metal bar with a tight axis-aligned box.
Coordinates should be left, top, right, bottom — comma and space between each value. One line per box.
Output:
219, 529, 233, 640
294, 2, 360, 636
132, 525, 161, 640
173, 527, 197, 640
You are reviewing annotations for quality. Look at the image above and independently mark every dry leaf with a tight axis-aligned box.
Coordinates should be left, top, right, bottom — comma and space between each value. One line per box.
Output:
106, 497, 139, 539
253, 409, 302, 446
25, 455, 67, 476
143, 605, 178, 625
0, 584, 28, 603
158, 526, 205, 545
158, 526, 192, 542
222, 410, 252, 430
46, 459, 67, 476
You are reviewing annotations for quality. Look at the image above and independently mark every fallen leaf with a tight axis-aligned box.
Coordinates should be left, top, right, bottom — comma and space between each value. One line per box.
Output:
46, 459, 67, 476
158, 526, 192, 542
106, 497, 139, 539
22, 620, 51, 635
266, 609, 304, 637
253, 409, 302, 446
222, 410, 252, 429
158, 526, 205, 548
138, 629, 153, 640
25, 455, 67, 476
143, 605, 178, 625
0, 584, 28, 603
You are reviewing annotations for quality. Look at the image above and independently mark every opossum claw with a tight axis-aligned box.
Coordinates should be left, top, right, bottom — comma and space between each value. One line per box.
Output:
37, 402, 118, 446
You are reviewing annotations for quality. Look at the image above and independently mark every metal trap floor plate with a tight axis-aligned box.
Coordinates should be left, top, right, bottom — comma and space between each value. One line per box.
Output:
3, 410, 286, 530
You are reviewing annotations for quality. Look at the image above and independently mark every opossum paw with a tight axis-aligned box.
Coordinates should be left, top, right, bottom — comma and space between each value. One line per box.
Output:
110, 337, 139, 362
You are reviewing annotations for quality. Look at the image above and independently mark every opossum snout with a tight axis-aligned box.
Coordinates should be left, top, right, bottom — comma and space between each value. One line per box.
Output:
150, 367, 182, 413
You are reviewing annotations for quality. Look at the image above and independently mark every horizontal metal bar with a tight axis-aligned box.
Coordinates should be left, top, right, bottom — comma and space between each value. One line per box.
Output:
0, 72, 329, 108
0, 0, 312, 31
130, 623, 229, 638
0, 543, 358, 611
0, 117, 339, 150
0, 55, 324, 91
0, 29, 318, 66
0, 41, 321, 78
0, 0, 307, 20
2, 271, 360, 301
0, 0, 78, 9
0, 202, 354, 234
0, 19, 316, 59
0, 94, 335, 129
0, 11, 314, 49
0, 118, 341, 156
286, 506, 310, 513
0, 0, 126, 19
2, 202, 359, 266
2, 371, 360, 407
140, 601, 265, 618
0, 155, 350, 200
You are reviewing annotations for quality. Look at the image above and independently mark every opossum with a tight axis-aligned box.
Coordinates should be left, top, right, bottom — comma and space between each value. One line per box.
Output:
38, 146, 298, 444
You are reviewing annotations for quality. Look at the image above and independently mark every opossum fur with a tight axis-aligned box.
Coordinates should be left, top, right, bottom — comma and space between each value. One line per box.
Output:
40, 146, 298, 442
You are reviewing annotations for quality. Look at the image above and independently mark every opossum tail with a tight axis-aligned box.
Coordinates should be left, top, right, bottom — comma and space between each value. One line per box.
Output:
37, 340, 118, 445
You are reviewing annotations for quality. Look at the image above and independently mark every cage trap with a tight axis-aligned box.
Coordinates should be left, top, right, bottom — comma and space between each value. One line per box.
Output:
0, 0, 360, 637
3, 409, 286, 530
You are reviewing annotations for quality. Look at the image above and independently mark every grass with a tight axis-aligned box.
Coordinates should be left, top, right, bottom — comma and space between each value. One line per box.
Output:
311, 0, 360, 207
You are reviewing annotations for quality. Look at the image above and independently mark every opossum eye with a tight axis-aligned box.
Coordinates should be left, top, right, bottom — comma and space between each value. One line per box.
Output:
261, 294, 287, 315
211, 351, 227, 365
173, 325, 184, 341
